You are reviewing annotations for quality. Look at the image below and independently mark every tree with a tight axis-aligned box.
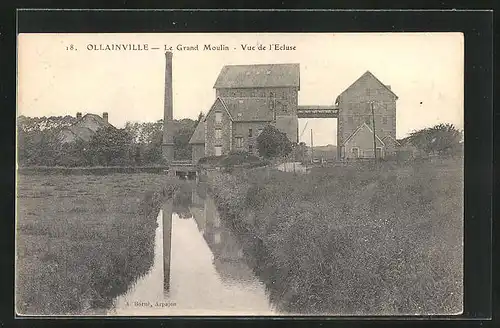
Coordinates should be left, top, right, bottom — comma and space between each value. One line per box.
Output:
56, 139, 91, 167
17, 116, 75, 166
123, 118, 197, 163
256, 125, 293, 159
173, 118, 197, 160
124, 120, 164, 165
406, 123, 463, 157
196, 111, 204, 123
87, 126, 133, 166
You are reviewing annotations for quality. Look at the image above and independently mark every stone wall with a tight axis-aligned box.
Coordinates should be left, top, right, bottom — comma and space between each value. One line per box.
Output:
216, 87, 298, 116
232, 122, 269, 155
205, 100, 232, 156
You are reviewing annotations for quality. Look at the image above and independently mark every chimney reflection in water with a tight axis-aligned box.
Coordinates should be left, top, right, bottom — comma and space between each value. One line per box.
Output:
163, 198, 173, 295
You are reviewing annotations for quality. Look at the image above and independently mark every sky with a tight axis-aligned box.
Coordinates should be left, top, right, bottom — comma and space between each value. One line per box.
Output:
18, 33, 463, 146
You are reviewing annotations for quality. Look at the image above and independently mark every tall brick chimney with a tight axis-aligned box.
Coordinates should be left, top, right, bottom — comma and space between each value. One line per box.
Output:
102, 112, 108, 123
162, 51, 175, 163
76, 112, 82, 119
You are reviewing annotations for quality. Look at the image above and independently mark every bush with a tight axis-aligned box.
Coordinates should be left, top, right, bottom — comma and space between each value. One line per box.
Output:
256, 125, 293, 159
198, 152, 269, 169
210, 160, 463, 315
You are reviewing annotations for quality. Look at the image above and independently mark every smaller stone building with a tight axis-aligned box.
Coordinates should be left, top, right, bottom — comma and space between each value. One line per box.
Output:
342, 122, 385, 159
381, 135, 400, 158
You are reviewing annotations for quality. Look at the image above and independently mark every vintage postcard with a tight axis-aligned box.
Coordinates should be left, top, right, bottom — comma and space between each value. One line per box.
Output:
16, 32, 464, 316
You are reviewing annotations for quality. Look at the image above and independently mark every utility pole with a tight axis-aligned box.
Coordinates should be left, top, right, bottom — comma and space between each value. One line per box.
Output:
371, 101, 377, 161
310, 129, 314, 164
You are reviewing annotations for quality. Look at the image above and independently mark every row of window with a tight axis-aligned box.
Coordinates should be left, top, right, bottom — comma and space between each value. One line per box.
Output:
218, 89, 292, 99
235, 137, 255, 152
346, 116, 390, 125
347, 102, 391, 112
365, 88, 391, 97
214, 128, 263, 140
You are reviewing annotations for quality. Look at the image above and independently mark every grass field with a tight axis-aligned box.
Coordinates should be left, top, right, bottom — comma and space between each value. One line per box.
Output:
210, 158, 464, 315
16, 173, 180, 315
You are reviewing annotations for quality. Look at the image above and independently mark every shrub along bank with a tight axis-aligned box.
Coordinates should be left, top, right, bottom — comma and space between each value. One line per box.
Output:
199, 151, 270, 172
209, 159, 463, 315
16, 174, 185, 315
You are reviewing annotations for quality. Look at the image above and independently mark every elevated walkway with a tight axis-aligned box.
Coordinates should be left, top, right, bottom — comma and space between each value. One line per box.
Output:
297, 105, 339, 118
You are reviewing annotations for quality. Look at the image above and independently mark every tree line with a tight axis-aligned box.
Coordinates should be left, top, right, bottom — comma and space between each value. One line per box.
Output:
17, 114, 463, 167
256, 123, 464, 162
17, 115, 198, 167
401, 123, 463, 157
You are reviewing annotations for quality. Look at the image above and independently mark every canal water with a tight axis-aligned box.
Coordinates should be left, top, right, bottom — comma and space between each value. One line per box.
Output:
109, 185, 276, 316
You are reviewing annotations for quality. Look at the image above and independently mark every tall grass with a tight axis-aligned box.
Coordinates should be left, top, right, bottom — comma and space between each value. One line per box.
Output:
16, 174, 184, 315
210, 158, 463, 315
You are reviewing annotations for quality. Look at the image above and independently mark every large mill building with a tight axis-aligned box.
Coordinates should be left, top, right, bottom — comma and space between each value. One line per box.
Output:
189, 63, 300, 163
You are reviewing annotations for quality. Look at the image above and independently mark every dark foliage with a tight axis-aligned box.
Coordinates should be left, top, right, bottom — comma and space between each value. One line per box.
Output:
17, 116, 197, 167
403, 123, 463, 157
210, 159, 463, 315
256, 125, 293, 159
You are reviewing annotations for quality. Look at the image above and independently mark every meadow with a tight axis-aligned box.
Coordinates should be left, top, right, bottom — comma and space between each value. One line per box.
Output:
16, 173, 181, 315
210, 158, 464, 315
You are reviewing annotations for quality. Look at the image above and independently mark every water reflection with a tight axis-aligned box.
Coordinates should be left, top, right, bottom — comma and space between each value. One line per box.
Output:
110, 184, 275, 316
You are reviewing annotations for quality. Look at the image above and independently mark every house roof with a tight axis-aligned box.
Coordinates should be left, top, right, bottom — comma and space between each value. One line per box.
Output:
381, 134, 400, 147
189, 118, 205, 144
60, 126, 95, 142
213, 64, 300, 89
77, 113, 113, 130
339, 71, 398, 100
220, 97, 275, 122
59, 113, 114, 143
343, 123, 385, 146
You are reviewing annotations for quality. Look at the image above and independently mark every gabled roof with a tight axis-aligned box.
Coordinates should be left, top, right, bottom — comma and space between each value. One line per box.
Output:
213, 63, 300, 89
343, 123, 385, 146
203, 97, 234, 123
381, 134, 400, 147
74, 113, 114, 133
189, 118, 205, 144
220, 97, 274, 122
339, 71, 398, 100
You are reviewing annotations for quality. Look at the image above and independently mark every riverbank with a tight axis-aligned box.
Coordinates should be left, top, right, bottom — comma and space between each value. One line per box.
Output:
16, 173, 183, 315
17, 166, 169, 175
209, 158, 463, 315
